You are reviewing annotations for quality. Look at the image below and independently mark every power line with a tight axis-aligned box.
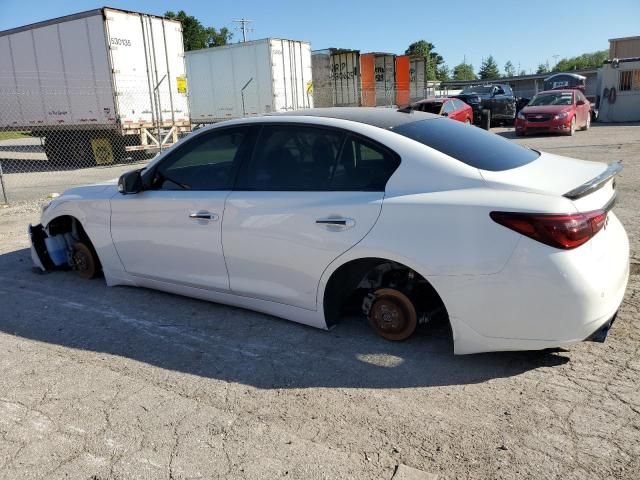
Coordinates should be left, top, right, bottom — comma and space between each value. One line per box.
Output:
232, 18, 253, 42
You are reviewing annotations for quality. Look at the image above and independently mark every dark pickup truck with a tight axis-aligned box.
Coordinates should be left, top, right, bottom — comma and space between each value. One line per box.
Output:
454, 83, 517, 129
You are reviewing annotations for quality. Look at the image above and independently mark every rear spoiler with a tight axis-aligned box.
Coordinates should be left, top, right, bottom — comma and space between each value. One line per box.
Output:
563, 161, 622, 200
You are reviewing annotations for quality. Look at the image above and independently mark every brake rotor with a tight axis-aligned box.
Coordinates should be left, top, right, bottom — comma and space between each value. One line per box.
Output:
72, 242, 98, 279
368, 288, 417, 341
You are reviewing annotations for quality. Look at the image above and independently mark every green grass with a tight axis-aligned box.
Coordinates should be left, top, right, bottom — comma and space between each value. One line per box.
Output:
0, 131, 31, 141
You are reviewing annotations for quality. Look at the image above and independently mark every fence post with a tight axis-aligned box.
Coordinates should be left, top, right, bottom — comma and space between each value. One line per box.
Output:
0, 159, 8, 204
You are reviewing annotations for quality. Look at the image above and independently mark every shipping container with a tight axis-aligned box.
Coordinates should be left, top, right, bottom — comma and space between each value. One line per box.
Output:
393, 55, 429, 106
186, 38, 313, 123
311, 48, 361, 107
360, 53, 396, 107
0, 7, 190, 164
409, 57, 427, 102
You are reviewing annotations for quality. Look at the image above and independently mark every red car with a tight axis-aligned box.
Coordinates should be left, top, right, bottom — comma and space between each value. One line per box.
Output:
411, 97, 473, 123
515, 89, 591, 136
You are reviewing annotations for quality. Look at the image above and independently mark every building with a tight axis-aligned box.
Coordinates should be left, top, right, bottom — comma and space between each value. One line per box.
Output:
440, 69, 599, 100
598, 36, 640, 122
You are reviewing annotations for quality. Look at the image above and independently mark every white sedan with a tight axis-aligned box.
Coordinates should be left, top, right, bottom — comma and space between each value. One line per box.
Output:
29, 108, 629, 354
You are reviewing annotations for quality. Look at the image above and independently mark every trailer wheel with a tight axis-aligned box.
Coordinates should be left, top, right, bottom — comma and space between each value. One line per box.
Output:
72, 242, 99, 279
481, 109, 491, 130
68, 134, 95, 167
367, 288, 417, 341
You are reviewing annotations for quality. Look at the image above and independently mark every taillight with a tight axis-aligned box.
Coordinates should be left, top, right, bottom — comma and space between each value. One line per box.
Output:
490, 210, 607, 250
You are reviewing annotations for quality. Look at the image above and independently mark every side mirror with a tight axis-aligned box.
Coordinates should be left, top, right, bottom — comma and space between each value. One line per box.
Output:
442, 111, 449, 117
118, 169, 143, 195
576, 99, 586, 105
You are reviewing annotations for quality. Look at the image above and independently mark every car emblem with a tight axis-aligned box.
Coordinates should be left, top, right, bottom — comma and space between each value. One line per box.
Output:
535, 115, 543, 119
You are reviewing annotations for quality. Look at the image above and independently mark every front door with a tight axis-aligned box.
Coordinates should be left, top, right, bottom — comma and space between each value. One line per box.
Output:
110, 126, 253, 290
222, 123, 400, 310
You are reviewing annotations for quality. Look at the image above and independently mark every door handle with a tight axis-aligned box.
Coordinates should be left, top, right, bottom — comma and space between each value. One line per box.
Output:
189, 211, 219, 221
315, 217, 355, 229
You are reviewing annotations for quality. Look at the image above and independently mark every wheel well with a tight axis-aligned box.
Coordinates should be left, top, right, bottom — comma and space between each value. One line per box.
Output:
46, 215, 101, 270
323, 257, 448, 328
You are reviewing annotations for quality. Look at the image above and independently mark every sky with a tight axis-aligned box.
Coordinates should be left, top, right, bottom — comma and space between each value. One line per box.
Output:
1, 0, 639, 74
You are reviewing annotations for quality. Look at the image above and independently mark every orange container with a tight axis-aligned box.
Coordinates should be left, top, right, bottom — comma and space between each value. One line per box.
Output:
395, 55, 410, 107
360, 53, 376, 107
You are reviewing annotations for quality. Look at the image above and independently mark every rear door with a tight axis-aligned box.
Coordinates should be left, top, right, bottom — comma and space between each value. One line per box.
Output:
222, 123, 400, 310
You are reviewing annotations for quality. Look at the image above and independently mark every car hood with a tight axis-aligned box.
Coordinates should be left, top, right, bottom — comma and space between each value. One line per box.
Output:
521, 105, 572, 115
57, 179, 118, 200
480, 151, 608, 197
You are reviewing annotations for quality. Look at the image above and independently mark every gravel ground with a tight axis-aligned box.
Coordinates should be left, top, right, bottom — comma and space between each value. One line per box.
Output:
0, 122, 639, 480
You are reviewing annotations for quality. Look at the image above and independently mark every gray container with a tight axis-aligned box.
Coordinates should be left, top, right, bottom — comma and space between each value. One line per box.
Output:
311, 48, 361, 107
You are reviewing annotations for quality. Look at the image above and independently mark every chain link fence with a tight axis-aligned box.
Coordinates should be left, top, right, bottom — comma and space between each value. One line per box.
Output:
0, 80, 458, 205
0, 82, 190, 204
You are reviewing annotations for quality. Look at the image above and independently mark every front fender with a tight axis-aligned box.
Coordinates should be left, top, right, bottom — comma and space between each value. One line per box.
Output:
39, 196, 124, 275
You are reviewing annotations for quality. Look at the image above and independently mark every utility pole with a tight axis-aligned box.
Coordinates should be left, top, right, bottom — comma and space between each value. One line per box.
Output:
552, 54, 560, 71
232, 18, 253, 42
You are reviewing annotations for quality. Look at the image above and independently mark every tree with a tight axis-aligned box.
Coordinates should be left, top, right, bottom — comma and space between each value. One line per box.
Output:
504, 60, 515, 77
553, 50, 608, 72
536, 63, 550, 74
519, 69, 528, 76
478, 55, 500, 79
165, 10, 232, 51
405, 40, 447, 81
436, 64, 450, 82
452, 62, 476, 81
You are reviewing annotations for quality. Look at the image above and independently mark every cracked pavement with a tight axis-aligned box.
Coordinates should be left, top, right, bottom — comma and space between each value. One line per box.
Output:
0, 123, 639, 479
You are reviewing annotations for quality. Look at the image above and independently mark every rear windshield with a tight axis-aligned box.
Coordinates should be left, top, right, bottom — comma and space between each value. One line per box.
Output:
392, 118, 539, 171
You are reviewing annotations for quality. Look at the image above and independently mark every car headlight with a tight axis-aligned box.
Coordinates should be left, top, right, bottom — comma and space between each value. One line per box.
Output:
517, 111, 526, 119
554, 111, 569, 120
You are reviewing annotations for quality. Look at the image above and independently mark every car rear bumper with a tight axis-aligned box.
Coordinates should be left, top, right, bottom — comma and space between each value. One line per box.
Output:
443, 212, 630, 354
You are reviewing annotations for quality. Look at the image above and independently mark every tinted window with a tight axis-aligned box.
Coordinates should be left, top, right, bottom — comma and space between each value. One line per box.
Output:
152, 128, 249, 190
393, 118, 539, 171
239, 125, 344, 191
415, 102, 442, 114
331, 136, 400, 191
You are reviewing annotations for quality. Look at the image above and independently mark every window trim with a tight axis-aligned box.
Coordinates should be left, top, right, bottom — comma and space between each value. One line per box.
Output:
232, 122, 401, 192
142, 125, 257, 192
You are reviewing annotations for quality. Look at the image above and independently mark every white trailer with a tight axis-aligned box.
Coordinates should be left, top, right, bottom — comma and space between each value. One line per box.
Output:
186, 38, 313, 123
0, 7, 190, 165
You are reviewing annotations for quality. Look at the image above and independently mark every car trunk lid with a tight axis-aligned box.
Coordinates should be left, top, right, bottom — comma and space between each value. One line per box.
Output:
480, 151, 620, 212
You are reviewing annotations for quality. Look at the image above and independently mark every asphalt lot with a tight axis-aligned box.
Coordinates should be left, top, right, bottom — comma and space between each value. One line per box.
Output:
0, 122, 639, 479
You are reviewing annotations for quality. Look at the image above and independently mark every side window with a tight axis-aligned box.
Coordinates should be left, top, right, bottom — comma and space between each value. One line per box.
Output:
152, 128, 250, 190
442, 101, 456, 114
239, 125, 344, 191
331, 136, 400, 191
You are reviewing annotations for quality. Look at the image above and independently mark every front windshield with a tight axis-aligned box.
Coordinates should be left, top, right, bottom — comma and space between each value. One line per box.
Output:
461, 85, 494, 94
528, 92, 574, 106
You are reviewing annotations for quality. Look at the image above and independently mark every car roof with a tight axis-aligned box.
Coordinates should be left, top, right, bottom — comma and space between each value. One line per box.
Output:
535, 89, 576, 95
268, 107, 439, 129
412, 98, 450, 104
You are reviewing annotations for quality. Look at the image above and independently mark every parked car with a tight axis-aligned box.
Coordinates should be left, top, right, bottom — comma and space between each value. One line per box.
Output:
410, 98, 473, 123
516, 89, 591, 136
29, 108, 628, 355
454, 83, 517, 129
